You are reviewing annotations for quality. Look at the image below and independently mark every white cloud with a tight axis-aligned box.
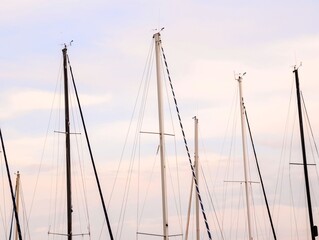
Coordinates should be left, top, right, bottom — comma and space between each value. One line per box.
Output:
0, 89, 111, 120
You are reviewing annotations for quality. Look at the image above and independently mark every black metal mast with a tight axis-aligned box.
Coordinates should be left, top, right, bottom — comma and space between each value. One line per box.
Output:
63, 46, 72, 240
0, 129, 23, 240
294, 66, 317, 240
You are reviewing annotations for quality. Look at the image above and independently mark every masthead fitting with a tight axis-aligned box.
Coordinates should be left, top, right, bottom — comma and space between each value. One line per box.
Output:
235, 72, 247, 82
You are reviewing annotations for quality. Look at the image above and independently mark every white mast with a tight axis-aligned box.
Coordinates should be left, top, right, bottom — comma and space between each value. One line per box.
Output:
15, 171, 20, 240
185, 178, 193, 240
237, 73, 253, 240
154, 32, 169, 240
194, 116, 200, 240
185, 116, 200, 240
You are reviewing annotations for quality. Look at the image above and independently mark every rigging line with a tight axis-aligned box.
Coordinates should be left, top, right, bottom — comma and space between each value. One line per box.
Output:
137, 146, 159, 227
73, 135, 91, 228
136, 43, 155, 214
69, 88, 91, 229
20, 181, 31, 240
300, 92, 319, 223
301, 92, 319, 159
117, 70, 151, 239
160, 45, 212, 240
251, 182, 265, 240
223, 93, 239, 236
257, 183, 269, 240
136, 133, 142, 240
198, 126, 225, 238
200, 165, 225, 240
293, 67, 317, 240
243, 106, 277, 240
9, 190, 15, 240
0, 129, 23, 240
165, 149, 184, 234
118, 132, 138, 239
72, 159, 86, 234
116, 141, 137, 240
107, 39, 154, 211
68, 79, 85, 230
162, 63, 183, 233
29, 55, 63, 235
115, 42, 155, 239
289, 165, 300, 240
221, 86, 239, 184
102, 42, 154, 240
55, 78, 69, 235
118, 44, 155, 239
216, 86, 239, 231
67, 54, 114, 240
301, 102, 319, 214
234, 184, 243, 240
185, 174, 194, 240
0, 149, 9, 239
49, 68, 64, 236
136, 45, 156, 229
288, 118, 300, 240
52, 120, 64, 235
273, 77, 294, 228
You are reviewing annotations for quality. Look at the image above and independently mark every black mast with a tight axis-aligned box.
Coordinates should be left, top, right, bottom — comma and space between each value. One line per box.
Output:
61, 46, 114, 239
0, 129, 23, 240
294, 66, 318, 239
63, 46, 72, 240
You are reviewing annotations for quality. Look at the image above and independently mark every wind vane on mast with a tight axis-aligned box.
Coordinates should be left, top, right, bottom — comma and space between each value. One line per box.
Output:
60, 40, 74, 48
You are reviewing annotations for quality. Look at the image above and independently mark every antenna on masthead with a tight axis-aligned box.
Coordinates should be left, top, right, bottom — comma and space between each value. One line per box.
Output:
152, 27, 165, 34
234, 72, 247, 81
61, 40, 74, 49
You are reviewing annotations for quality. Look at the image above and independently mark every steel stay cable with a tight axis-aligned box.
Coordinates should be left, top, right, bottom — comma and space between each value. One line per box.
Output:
67, 53, 114, 240
301, 92, 319, 159
243, 105, 277, 240
160, 45, 212, 239
200, 165, 225, 239
162, 58, 184, 233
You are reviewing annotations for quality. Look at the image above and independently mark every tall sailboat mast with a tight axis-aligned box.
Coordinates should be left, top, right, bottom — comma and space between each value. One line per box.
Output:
153, 32, 169, 240
62, 46, 72, 240
15, 171, 21, 240
237, 73, 253, 240
185, 116, 201, 240
194, 116, 200, 240
293, 66, 318, 240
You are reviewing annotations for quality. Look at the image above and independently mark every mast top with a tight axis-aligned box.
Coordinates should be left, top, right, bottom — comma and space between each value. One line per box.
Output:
62, 40, 74, 51
293, 62, 302, 72
62, 45, 67, 53
152, 27, 165, 38
235, 72, 246, 82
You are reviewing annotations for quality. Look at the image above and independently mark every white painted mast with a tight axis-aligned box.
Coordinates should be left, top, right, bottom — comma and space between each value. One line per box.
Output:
15, 171, 20, 240
237, 73, 253, 240
194, 116, 200, 240
185, 178, 193, 240
185, 116, 200, 240
153, 32, 169, 240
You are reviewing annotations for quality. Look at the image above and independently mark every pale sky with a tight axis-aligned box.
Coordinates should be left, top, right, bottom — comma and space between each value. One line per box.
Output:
1, 1, 319, 239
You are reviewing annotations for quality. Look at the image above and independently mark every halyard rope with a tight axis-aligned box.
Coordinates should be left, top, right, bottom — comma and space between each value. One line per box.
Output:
160, 45, 212, 240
